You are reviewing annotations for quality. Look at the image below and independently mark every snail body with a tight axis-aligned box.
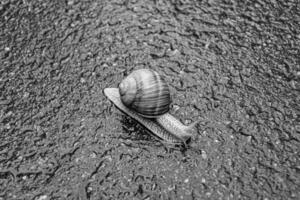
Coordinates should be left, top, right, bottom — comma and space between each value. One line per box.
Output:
104, 69, 198, 144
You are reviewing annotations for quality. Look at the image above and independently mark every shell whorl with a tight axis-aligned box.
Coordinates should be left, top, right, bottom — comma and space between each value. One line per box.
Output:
119, 69, 171, 118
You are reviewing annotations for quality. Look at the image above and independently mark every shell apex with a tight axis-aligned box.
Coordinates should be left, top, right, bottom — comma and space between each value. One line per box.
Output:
119, 76, 137, 107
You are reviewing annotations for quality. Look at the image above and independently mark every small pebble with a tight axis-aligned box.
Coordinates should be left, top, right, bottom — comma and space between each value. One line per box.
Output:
36, 195, 48, 200
172, 104, 180, 112
23, 92, 29, 98
201, 150, 207, 159
80, 78, 86, 83
67, 0, 74, 6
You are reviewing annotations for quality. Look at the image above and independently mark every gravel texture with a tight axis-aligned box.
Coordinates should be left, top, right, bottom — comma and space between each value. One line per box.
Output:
0, 0, 299, 199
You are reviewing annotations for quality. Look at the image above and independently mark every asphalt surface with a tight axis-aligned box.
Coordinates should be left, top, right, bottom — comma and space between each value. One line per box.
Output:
0, 0, 299, 199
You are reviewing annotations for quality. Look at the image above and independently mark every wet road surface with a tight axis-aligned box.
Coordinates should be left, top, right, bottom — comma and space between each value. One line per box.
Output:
0, 0, 299, 199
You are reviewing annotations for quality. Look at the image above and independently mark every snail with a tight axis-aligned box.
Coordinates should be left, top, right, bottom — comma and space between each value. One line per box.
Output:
104, 69, 199, 145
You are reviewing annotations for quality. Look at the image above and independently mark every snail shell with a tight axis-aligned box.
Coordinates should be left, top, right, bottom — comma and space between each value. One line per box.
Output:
119, 69, 171, 118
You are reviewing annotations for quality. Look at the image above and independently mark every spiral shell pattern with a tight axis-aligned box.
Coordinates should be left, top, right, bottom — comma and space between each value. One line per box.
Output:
119, 69, 171, 118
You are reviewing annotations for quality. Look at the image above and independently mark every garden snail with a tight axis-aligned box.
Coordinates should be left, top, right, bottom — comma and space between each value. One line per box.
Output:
104, 69, 199, 145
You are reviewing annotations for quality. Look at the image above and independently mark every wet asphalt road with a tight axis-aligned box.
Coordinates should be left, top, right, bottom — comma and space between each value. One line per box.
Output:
0, 0, 299, 199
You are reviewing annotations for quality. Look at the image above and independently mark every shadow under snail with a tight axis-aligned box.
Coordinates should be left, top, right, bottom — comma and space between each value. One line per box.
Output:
104, 69, 199, 145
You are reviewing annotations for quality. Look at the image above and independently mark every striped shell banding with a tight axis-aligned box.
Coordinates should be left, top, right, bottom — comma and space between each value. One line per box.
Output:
119, 69, 170, 118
